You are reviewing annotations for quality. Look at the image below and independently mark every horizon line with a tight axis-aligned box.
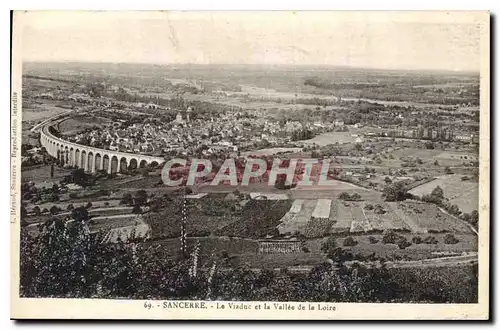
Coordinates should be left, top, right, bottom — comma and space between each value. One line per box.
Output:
22, 60, 480, 75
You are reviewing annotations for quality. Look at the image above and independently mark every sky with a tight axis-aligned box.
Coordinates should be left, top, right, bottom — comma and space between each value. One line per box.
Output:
17, 11, 485, 72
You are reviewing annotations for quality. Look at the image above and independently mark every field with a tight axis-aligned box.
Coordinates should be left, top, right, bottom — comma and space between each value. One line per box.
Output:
144, 198, 293, 239
409, 174, 479, 214
290, 183, 374, 201
57, 115, 113, 135
303, 131, 356, 146
101, 222, 151, 243
278, 199, 314, 235
282, 199, 473, 236
21, 102, 71, 123
241, 147, 303, 157
141, 192, 475, 244
21, 164, 72, 184
330, 233, 477, 261
390, 148, 478, 167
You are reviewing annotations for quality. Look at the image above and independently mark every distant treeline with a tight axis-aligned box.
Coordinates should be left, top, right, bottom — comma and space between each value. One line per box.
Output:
23, 75, 74, 84
303, 77, 479, 106
112, 90, 241, 114
304, 78, 388, 90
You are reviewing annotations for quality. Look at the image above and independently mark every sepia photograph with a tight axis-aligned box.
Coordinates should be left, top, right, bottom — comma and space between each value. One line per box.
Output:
10, 10, 490, 320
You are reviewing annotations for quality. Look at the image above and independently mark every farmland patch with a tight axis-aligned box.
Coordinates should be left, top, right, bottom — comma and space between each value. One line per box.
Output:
409, 174, 478, 214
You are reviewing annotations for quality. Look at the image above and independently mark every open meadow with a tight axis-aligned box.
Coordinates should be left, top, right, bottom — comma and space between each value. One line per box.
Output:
409, 174, 479, 214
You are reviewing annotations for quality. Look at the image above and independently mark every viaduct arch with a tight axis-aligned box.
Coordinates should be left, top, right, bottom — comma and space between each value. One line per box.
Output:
40, 125, 165, 174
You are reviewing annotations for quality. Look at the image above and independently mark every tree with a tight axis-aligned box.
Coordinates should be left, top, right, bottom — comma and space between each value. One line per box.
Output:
445, 166, 453, 174
431, 186, 444, 200
68, 168, 90, 187
134, 190, 148, 206
382, 230, 403, 244
120, 193, 134, 206
85, 202, 93, 209
398, 238, 412, 249
33, 206, 41, 216
351, 193, 361, 201
412, 236, 423, 244
50, 205, 60, 215
132, 204, 143, 214
444, 234, 459, 245
446, 204, 461, 217
338, 192, 350, 200
20, 206, 27, 218
49, 193, 60, 202
66, 204, 74, 211
470, 210, 479, 225
384, 176, 392, 184
382, 182, 408, 202
321, 236, 337, 254
71, 206, 89, 222
423, 236, 438, 244
343, 236, 358, 247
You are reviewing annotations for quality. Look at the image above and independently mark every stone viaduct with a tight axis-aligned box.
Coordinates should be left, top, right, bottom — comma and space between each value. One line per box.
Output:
40, 125, 165, 174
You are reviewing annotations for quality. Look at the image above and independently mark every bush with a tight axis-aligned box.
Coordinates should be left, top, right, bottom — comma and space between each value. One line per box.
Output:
321, 236, 337, 253
134, 190, 148, 206
398, 238, 412, 250
338, 192, 362, 201
326, 247, 354, 262
343, 236, 358, 247
364, 204, 374, 211
444, 234, 459, 245
338, 192, 350, 200
120, 193, 134, 206
66, 204, 74, 211
85, 202, 93, 209
412, 236, 423, 244
302, 246, 310, 253
382, 182, 408, 202
368, 236, 379, 244
382, 230, 404, 244
49, 205, 60, 215
374, 204, 386, 214
132, 204, 143, 214
423, 236, 438, 244
33, 206, 41, 216
431, 186, 444, 199
351, 193, 362, 201
71, 206, 89, 222
422, 194, 443, 205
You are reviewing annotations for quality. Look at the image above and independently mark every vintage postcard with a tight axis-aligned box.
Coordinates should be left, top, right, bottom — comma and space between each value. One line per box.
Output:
10, 11, 490, 320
